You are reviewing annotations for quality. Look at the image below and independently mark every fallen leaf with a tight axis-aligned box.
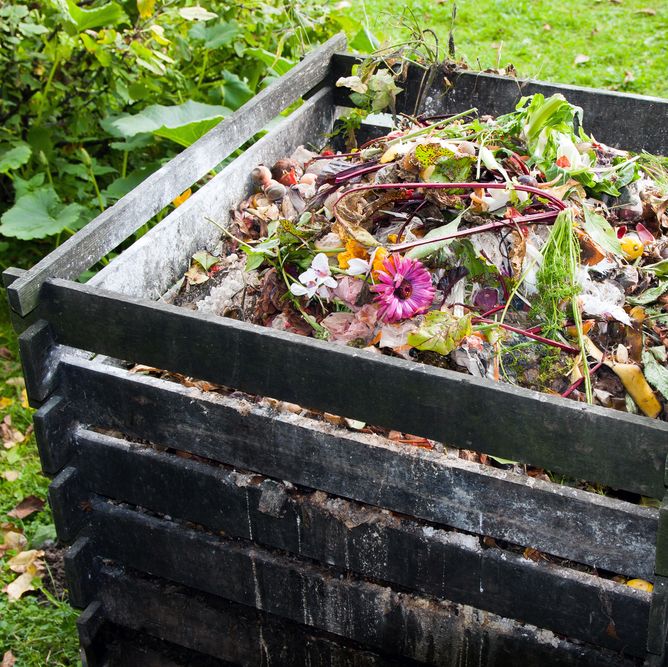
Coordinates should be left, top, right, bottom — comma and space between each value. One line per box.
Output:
0, 531, 27, 553
0, 347, 13, 360
20, 389, 28, 409
184, 263, 209, 286
0, 397, 12, 409
8, 549, 45, 574
623, 70, 635, 84
543, 23, 552, 30
1, 416, 24, 449
5, 377, 24, 388
172, 188, 192, 207
2, 651, 16, 667
8, 495, 45, 520
2, 470, 19, 482
636, 7, 656, 14
3, 571, 39, 601
574, 54, 590, 66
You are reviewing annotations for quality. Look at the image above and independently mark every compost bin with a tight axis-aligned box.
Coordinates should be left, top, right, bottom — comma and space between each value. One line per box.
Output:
5, 34, 668, 666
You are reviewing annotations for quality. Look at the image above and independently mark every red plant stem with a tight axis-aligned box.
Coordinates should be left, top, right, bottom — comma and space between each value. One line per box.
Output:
311, 152, 359, 160
333, 163, 384, 184
561, 361, 605, 398
482, 304, 506, 317
474, 317, 579, 354
392, 212, 559, 251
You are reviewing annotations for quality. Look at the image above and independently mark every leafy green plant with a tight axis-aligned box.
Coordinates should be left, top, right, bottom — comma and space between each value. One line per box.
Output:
0, 0, 367, 257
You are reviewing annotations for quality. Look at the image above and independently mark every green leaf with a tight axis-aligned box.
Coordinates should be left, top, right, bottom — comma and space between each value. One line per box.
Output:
367, 69, 402, 112
642, 348, 668, 400
179, 6, 218, 21
13, 173, 45, 198
582, 206, 623, 256
0, 188, 86, 239
644, 259, 668, 278
0, 143, 31, 174
406, 214, 462, 260
65, 0, 128, 31
192, 251, 220, 271
100, 164, 161, 201
189, 21, 240, 49
101, 101, 232, 147
245, 47, 294, 76
408, 311, 473, 356
627, 281, 668, 305
31, 523, 57, 548
349, 27, 380, 53
221, 70, 254, 109
244, 252, 264, 271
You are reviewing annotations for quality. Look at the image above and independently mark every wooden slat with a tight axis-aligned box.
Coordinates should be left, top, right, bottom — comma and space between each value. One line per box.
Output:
89, 86, 338, 300
66, 428, 652, 647
5, 34, 346, 317
79, 501, 649, 661
330, 54, 668, 153
81, 576, 413, 667
54, 357, 656, 576
41, 279, 668, 498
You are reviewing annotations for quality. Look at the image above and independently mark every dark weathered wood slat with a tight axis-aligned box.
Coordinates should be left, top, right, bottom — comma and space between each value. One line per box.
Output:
89, 86, 338, 300
6, 34, 347, 317
68, 428, 653, 646
53, 357, 656, 577
330, 54, 668, 153
80, 577, 415, 667
41, 279, 668, 498
33, 394, 75, 475
78, 501, 649, 660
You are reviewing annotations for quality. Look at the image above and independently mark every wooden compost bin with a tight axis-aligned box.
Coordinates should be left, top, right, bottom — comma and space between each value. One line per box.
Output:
5, 34, 668, 666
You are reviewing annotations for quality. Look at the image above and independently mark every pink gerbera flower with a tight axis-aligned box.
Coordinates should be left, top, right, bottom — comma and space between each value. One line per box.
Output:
371, 254, 435, 322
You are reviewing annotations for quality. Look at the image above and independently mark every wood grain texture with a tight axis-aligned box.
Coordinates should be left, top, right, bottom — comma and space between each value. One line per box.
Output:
41, 279, 668, 498
76, 501, 649, 660
81, 576, 414, 667
89, 86, 338, 300
53, 357, 657, 578
6, 34, 347, 317
330, 54, 668, 153
66, 428, 653, 647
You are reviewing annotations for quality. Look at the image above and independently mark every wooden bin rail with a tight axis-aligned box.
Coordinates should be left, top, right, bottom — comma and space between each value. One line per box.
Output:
26, 278, 668, 499
74, 564, 639, 667
35, 354, 657, 580
47, 429, 652, 653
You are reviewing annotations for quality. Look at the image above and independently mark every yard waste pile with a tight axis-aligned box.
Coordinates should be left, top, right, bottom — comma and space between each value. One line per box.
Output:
171, 92, 668, 422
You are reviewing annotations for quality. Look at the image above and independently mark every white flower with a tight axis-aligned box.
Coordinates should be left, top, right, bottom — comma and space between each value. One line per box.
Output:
289, 253, 337, 299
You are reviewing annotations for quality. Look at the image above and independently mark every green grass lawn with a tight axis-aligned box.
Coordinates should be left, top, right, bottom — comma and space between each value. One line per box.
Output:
0, 2, 666, 663
354, 0, 668, 98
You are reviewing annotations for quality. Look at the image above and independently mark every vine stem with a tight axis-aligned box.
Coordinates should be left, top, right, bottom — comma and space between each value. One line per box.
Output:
36, 51, 60, 126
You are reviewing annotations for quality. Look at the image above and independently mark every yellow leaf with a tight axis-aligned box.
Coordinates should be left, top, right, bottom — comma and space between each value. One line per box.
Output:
0, 531, 27, 553
137, 0, 156, 19
3, 571, 39, 601
20, 389, 28, 409
0, 397, 12, 409
8, 549, 45, 574
626, 578, 654, 592
149, 24, 170, 46
172, 188, 192, 207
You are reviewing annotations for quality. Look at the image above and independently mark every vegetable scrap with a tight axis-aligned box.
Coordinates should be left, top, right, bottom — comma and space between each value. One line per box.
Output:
174, 93, 668, 419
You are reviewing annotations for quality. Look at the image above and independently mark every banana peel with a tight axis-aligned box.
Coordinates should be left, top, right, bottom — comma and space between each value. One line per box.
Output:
584, 336, 662, 418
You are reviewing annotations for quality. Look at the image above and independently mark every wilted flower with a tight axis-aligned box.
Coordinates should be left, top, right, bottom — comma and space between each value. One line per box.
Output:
371, 254, 435, 322
290, 253, 337, 299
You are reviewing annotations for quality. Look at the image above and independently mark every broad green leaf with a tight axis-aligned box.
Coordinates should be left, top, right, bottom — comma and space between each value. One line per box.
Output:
66, 0, 128, 31
0, 143, 31, 174
101, 163, 161, 201
101, 101, 232, 147
179, 6, 218, 21
627, 282, 668, 305
13, 173, 45, 198
642, 348, 668, 400
408, 311, 473, 356
221, 70, 253, 109
367, 69, 402, 112
582, 206, 623, 256
349, 27, 380, 53
189, 21, 239, 49
245, 47, 294, 76
244, 252, 264, 271
0, 188, 85, 239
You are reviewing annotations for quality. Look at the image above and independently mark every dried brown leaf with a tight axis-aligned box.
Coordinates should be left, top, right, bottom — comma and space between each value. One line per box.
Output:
2, 470, 19, 482
574, 54, 590, 66
2, 651, 16, 667
0, 348, 13, 360
3, 571, 38, 601
8, 549, 45, 574
0, 531, 27, 553
636, 7, 656, 14
8, 495, 45, 520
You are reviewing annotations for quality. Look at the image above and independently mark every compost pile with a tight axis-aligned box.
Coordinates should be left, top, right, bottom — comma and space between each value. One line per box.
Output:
177, 93, 668, 419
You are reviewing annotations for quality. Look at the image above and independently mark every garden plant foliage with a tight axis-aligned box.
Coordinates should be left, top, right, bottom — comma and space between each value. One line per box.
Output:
0, 0, 357, 258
